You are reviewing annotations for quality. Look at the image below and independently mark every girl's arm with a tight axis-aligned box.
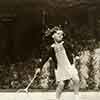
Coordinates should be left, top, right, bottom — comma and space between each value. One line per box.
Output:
40, 47, 53, 70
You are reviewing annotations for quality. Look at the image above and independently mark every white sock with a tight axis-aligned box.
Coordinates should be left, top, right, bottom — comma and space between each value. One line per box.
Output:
75, 94, 79, 100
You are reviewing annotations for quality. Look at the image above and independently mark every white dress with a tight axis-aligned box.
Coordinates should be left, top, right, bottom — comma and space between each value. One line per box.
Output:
51, 41, 78, 82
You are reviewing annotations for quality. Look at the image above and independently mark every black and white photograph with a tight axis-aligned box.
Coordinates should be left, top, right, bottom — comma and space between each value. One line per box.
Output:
0, 0, 100, 100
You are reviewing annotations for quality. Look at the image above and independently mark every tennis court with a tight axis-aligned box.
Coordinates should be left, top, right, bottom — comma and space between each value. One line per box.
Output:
0, 92, 100, 100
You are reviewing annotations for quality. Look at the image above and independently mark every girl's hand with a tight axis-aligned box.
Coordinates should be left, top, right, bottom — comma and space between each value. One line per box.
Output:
36, 68, 40, 74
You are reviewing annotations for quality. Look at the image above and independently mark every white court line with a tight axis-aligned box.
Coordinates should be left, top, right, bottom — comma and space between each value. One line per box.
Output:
0, 92, 100, 100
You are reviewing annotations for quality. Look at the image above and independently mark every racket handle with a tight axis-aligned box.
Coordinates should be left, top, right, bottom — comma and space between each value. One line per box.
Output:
25, 68, 40, 90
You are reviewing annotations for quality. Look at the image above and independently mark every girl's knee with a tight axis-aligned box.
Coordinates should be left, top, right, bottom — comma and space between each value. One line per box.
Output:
58, 81, 65, 87
73, 77, 80, 84
56, 81, 65, 91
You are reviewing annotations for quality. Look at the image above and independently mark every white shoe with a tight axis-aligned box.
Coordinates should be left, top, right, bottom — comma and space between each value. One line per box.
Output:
75, 95, 80, 100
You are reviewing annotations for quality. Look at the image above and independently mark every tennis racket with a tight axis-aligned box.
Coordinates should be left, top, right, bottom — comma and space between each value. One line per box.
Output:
16, 68, 40, 93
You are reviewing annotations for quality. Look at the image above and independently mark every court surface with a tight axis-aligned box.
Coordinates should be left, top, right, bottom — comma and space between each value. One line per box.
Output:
0, 92, 100, 100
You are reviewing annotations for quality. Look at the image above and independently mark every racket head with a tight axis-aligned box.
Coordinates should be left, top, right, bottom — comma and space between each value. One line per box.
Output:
16, 89, 28, 93
14, 89, 32, 100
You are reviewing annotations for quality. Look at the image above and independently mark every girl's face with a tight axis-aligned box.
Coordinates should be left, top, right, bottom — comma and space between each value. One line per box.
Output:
52, 30, 64, 42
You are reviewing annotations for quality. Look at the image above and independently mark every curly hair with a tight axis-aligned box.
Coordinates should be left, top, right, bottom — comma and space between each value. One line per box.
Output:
44, 26, 64, 37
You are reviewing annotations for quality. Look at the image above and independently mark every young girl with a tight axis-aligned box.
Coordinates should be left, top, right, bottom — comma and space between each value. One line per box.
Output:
41, 26, 80, 100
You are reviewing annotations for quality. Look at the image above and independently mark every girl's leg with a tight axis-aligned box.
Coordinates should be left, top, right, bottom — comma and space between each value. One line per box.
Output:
72, 74, 80, 100
56, 81, 65, 100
